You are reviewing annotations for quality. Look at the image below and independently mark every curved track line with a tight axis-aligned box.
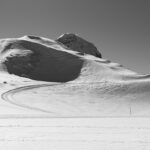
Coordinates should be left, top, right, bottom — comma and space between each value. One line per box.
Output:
1, 83, 62, 114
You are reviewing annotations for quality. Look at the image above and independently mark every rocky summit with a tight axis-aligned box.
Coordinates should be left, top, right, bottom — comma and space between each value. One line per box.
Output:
57, 33, 102, 58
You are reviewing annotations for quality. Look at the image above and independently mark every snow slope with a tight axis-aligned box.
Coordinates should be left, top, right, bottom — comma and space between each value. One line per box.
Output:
0, 34, 150, 117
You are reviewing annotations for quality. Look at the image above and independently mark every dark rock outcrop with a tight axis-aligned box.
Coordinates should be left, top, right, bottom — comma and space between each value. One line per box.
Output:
56, 33, 102, 58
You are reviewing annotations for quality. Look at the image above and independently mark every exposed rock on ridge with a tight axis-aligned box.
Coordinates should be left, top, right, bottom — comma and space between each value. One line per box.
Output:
56, 33, 102, 58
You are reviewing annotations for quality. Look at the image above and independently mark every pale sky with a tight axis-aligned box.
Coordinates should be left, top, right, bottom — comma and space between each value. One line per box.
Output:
0, 0, 149, 74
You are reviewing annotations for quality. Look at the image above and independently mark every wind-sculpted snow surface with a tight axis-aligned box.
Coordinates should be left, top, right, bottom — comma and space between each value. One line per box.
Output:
0, 34, 150, 116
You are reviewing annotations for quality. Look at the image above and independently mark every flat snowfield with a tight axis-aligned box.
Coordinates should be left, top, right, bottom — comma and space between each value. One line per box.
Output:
0, 118, 150, 150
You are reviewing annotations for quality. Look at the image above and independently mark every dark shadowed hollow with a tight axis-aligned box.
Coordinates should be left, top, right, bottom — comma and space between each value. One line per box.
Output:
3, 40, 84, 82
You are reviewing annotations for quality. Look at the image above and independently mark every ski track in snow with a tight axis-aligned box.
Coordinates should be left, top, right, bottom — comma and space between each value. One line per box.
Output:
0, 81, 149, 118
1, 83, 62, 115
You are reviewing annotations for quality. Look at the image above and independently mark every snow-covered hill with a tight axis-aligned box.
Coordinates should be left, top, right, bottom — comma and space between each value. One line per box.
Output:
0, 34, 150, 117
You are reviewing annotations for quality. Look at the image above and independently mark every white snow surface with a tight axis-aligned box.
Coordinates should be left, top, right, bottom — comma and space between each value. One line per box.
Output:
0, 35, 150, 117
0, 118, 150, 150
0, 35, 150, 150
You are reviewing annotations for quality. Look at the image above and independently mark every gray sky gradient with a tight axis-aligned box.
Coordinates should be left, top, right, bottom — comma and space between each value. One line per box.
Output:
0, 0, 149, 74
